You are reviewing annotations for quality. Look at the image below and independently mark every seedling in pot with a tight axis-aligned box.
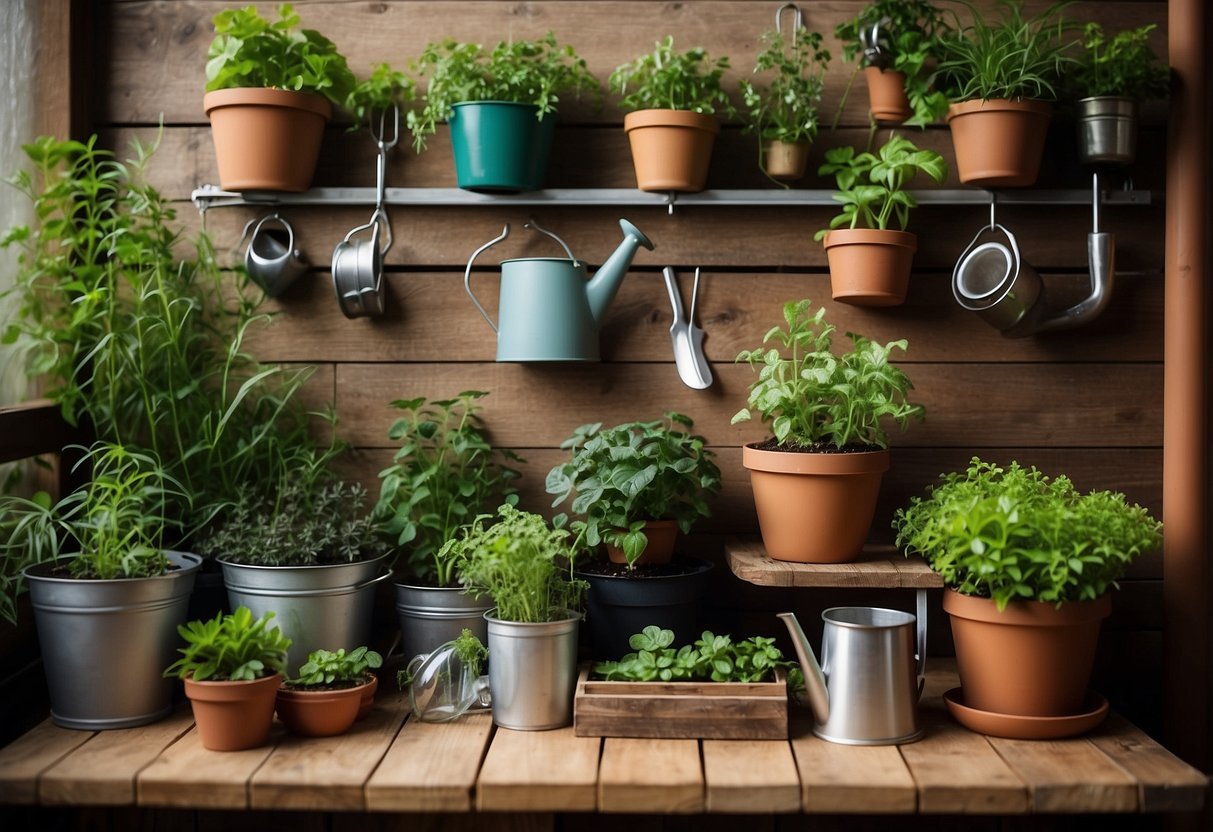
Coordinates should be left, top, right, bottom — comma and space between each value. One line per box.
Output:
288, 646, 383, 689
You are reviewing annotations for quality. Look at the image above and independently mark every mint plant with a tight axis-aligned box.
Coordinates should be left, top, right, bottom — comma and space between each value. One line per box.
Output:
164, 607, 292, 682
1069, 23, 1168, 100
740, 27, 831, 145
288, 646, 383, 688
452, 628, 488, 679
732, 300, 924, 449
813, 135, 947, 241
594, 626, 798, 684
374, 391, 522, 586
546, 413, 720, 568
610, 36, 738, 117
893, 458, 1163, 610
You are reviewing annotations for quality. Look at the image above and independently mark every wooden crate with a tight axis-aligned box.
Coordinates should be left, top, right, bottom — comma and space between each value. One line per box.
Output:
573, 666, 788, 740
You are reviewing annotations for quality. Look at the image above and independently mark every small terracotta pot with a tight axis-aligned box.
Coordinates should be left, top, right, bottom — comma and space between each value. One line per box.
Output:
356, 673, 378, 721
184, 672, 281, 751
623, 109, 720, 193
204, 87, 332, 192
763, 140, 811, 181
276, 677, 371, 737
822, 229, 917, 307
742, 445, 889, 563
864, 68, 912, 123
946, 98, 1053, 187
944, 590, 1112, 717
604, 519, 679, 566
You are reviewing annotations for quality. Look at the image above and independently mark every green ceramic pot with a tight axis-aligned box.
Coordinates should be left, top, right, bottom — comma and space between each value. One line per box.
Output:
449, 101, 556, 192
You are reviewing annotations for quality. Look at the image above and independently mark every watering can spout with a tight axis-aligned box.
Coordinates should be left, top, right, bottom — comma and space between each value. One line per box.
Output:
586, 219, 654, 325
777, 612, 829, 724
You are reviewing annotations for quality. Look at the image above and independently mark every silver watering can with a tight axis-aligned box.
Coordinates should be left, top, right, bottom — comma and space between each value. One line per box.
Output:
464, 219, 654, 362
242, 213, 308, 297
779, 607, 925, 745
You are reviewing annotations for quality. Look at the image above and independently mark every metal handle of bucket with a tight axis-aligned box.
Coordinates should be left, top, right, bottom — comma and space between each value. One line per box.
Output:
524, 220, 579, 267
464, 224, 510, 333
230, 569, 394, 599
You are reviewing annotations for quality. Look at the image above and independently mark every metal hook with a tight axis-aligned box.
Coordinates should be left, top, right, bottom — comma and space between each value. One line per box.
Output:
369, 105, 400, 152
1091, 171, 1101, 234
775, 2, 803, 35
666, 192, 677, 216
988, 192, 998, 231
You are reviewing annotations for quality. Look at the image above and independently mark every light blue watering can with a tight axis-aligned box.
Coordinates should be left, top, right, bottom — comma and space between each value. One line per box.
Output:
464, 219, 655, 362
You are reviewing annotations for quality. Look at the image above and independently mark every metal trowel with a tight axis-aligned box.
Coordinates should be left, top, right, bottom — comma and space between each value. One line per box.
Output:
662, 267, 713, 389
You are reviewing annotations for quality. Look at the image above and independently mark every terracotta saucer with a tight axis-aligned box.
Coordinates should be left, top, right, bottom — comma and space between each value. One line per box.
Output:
943, 688, 1109, 740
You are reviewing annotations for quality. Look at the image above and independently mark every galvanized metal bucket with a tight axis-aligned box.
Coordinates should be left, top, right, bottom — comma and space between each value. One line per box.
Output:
485, 610, 580, 730
1076, 96, 1137, 166
25, 551, 201, 730
220, 555, 392, 672
395, 582, 492, 663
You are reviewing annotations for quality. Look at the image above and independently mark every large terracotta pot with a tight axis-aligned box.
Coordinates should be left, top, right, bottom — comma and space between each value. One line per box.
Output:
742, 445, 889, 563
762, 139, 811, 181
623, 109, 720, 192
822, 229, 917, 307
184, 672, 281, 751
864, 68, 912, 123
604, 519, 679, 566
943, 590, 1112, 717
276, 677, 371, 737
946, 98, 1052, 187
204, 87, 331, 192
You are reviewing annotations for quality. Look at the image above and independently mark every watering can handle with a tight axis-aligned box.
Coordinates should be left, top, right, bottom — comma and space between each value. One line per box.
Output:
464, 225, 510, 334
915, 590, 928, 698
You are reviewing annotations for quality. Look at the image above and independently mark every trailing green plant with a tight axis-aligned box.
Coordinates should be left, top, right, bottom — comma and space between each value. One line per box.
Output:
452, 628, 488, 678
206, 3, 356, 107
545, 413, 721, 568
731, 300, 924, 450
164, 606, 292, 682
374, 391, 522, 586
740, 26, 831, 145
594, 626, 799, 685
345, 62, 416, 128
407, 33, 600, 152
441, 504, 586, 623
893, 458, 1163, 610
200, 480, 390, 566
813, 135, 947, 240
288, 646, 383, 688
834, 0, 951, 126
935, 0, 1075, 102
610, 36, 738, 117
1069, 23, 1168, 100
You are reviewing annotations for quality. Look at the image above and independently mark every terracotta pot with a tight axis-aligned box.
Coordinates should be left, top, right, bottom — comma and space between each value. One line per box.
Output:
184, 672, 281, 751
864, 68, 912, 123
943, 590, 1112, 717
742, 445, 889, 563
623, 109, 720, 193
276, 678, 370, 737
604, 519, 679, 566
763, 140, 811, 181
946, 98, 1053, 187
356, 673, 378, 721
822, 229, 917, 307
204, 88, 332, 192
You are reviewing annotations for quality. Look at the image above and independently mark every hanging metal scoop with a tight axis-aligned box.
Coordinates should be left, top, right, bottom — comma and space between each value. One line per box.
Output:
662, 267, 712, 389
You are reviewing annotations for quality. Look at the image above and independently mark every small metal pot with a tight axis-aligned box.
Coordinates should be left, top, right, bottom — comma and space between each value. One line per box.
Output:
395, 582, 492, 663
332, 211, 389, 319
952, 223, 1043, 335
243, 213, 307, 297
1076, 96, 1137, 166
485, 610, 580, 730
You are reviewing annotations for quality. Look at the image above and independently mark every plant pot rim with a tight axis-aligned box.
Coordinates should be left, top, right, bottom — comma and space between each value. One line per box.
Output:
217, 552, 390, 571
822, 228, 917, 250
575, 555, 714, 583
23, 550, 202, 583
947, 98, 1053, 120
394, 578, 473, 592
204, 87, 332, 119
864, 66, 907, 79
623, 109, 721, 134
451, 99, 545, 111
742, 444, 890, 475
184, 671, 282, 692
484, 609, 582, 626
278, 676, 374, 700
942, 587, 1113, 626
1075, 94, 1136, 105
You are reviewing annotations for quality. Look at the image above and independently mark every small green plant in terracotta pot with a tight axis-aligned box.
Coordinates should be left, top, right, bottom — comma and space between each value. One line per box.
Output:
894, 458, 1161, 733
165, 606, 292, 751
732, 300, 924, 564
276, 646, 383, 736
813, 135, 947, 306
610, 36, 737, 192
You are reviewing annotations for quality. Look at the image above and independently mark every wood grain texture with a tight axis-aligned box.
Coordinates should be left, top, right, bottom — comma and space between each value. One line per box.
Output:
789, 715, 917, 814
598, 738, 703, 813
38, 709, 193, 806
726, 539, 942, 588
898, 714, 1029, 814
364, 713, 494, 812
476, 726, 601, 812
0, 719, 94, 805
1088, 714, 1210, 812
702, 739, 801, 813
985, 736, 1139, 813
136, 726, 280, 809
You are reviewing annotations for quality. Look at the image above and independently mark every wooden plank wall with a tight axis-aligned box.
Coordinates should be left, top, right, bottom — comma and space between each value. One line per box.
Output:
92, 1, 1167, 731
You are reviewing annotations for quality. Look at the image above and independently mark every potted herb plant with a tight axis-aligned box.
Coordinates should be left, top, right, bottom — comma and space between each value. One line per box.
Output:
442, 504, 586, 730
408, 32, 599, 192
275, 646, 383, 737
374, 391, 521, 662
203, 480, 392, 672
732, 300, 925, 564
609, 36, 737, 192
165, 606, 292, 751
204, 4, 356, 191
1068, 23, 1168, 166
739, 25, 831, 181
813, 135, 947, 306
834, 0, 950, 125
894, 459, 1162, 735
4, 443, 201, 730
345, 62, 416, 131
935, 0, 1074, 186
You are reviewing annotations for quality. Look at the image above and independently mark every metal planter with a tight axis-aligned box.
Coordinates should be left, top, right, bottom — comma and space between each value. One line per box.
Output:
1076, 96, 1137, 166
220, 555, 392, 672
395, 582, 492, 663
485, 611, 580, 730
25, 551, 201, 730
